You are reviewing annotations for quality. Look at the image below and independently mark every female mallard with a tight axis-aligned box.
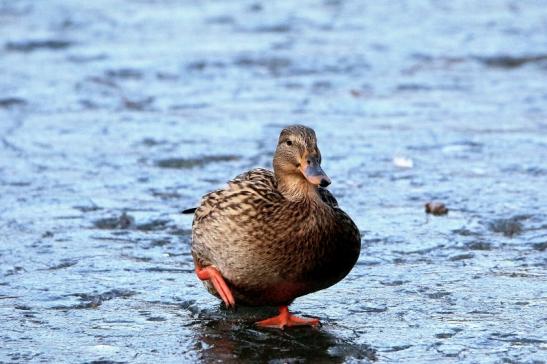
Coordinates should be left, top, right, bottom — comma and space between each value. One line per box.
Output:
187, 125, 361, 329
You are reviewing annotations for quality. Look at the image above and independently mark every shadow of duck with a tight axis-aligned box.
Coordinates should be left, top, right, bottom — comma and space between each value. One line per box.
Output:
190, 305, 377, 363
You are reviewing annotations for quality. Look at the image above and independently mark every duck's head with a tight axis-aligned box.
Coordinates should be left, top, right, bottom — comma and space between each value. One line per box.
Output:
273, 125, 331, 191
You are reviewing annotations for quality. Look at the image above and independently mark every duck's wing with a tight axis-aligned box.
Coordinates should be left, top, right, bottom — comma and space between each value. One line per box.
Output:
182, 168, 276, 215
317, 187, 339, 208
194, 168, 280, 223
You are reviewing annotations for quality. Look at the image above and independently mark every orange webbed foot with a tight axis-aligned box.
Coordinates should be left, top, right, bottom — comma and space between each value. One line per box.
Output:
195, 266, 236, 309
256, 306, 320, 329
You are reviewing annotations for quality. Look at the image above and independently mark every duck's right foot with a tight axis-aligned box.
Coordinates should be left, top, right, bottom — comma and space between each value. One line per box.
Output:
195, 265, 236, 309
256, 306, 320, 329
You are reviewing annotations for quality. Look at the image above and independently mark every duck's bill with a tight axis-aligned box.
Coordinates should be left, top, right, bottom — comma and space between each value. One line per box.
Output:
301, 163, 331, 187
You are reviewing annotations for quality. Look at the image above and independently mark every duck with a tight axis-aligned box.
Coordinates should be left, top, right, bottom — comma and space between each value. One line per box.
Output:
184, 125, 361, 329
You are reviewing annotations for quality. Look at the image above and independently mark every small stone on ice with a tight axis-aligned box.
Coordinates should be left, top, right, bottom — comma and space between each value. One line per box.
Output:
425, 202, 449, 216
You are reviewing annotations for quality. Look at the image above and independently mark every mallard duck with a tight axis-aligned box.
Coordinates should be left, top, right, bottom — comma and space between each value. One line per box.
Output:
185, 125, 361, 329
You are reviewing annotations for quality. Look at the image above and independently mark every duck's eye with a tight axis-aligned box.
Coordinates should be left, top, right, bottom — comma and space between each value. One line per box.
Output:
286, 140, 293, 146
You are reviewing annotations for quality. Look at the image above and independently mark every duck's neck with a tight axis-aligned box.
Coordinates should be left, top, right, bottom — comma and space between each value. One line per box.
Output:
276, 173, 323, 205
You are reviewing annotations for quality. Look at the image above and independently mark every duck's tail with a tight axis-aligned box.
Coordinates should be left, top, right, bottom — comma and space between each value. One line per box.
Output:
181, 207, 197, 214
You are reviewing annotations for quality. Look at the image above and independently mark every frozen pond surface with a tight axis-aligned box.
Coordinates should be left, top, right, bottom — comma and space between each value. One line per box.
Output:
1, 0, 546, 363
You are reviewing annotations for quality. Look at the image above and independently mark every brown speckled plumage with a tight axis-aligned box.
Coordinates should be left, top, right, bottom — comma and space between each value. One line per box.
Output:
190, 125, 361, 306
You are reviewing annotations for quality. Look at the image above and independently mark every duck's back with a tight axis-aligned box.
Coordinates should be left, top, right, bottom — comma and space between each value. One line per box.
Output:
192, 167, 281, 230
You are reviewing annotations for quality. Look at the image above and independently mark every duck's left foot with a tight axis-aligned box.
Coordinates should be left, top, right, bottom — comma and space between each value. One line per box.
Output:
256, 306, 320, 329
195, 265, 236, 309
